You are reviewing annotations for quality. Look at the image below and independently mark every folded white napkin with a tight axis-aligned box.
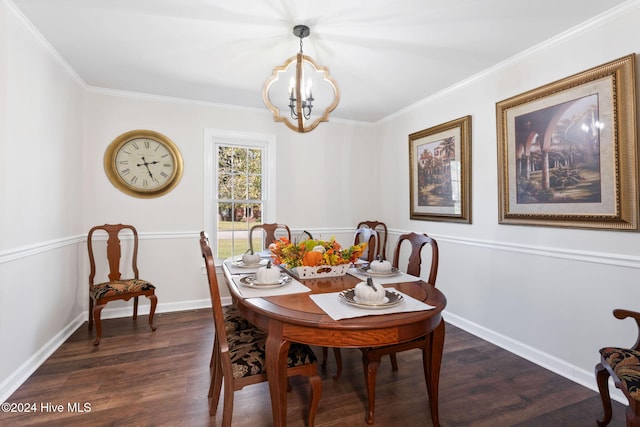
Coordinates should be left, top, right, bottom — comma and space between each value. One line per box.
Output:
309, 288, 435, 320
231, 275, 311, 298
347, 268, 422, 285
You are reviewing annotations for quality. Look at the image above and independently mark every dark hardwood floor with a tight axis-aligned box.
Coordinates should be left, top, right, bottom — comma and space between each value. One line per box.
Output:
1, 309, 625, 426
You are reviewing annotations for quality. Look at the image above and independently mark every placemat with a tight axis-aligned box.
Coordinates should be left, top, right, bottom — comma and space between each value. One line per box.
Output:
347, 268, 422, 285
231, 275, 311, 299
224, 259, 266, 275
309, 288, 435, 320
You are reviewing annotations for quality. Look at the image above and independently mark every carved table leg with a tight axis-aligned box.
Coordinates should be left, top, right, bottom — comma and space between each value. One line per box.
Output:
362, 353, 381, 425
426, 319, 445, 427
266, 322, 290, 427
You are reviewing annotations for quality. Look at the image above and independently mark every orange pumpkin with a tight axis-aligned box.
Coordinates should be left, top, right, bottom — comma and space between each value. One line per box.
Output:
302, 251, 324, 266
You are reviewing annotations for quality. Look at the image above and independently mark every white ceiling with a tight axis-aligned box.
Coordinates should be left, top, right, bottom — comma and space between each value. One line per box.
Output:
10, 0, 630, 122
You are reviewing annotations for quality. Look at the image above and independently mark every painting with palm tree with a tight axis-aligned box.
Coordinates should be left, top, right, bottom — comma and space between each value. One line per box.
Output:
496, 54, 638, 230
409, 116, 471, 223
514, 95, 602, 205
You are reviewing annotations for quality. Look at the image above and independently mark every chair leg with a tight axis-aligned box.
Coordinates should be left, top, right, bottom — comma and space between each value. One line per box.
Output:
88, 298, 94, 330
307, 372, 322, 427
595, 362, 613, 426
333, 348, 343, 380
210, 336, 217, 368
209, 339, 221, 395
390, 353, 399, 371
221, 373, 234, 427
147, 294, 157, 331
92, 304, 105, 346
362, 353, 381, 425
322, 347, 328, 370
209, 353, 223, 414
133, 295, 139, 320
627, 399, 640, 427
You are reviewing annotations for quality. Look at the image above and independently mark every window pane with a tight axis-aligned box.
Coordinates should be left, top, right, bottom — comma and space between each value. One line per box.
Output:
232, 173, 248, 200
217, 173, 232, 199
248, 174, 261, 200
215, 142, 266, 260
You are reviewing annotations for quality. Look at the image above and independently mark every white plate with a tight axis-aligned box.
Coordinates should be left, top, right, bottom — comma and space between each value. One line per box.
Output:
232, 259, 269, 268
339, 288, 403, 309
239, 274, 291, 288
357, 266, 401, 277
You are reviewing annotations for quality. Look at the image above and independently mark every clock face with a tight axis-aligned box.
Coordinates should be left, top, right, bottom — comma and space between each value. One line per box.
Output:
104, 130, 183, 198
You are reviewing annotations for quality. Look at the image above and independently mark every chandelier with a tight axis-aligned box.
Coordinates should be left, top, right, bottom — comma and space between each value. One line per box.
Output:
263, 25, 340, 133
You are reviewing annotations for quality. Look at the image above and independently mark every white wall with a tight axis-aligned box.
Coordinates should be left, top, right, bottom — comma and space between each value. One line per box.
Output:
0, 0, 85, 400
376, 1, 640, 395
82, 91, 378, 310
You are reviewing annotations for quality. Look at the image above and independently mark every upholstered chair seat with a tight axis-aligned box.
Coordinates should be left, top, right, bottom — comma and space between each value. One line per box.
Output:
228, 328, 319, 380
222, 305, 253, 334
90, 279, 155, 300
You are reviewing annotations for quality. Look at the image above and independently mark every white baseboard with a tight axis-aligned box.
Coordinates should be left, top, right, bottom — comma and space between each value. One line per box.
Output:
0, 313, 85, 403
443, 310, 626, 405
0, 298, 216, 404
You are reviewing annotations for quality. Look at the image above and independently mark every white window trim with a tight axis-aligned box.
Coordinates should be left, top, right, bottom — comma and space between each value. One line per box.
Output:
203, 129, 276, 263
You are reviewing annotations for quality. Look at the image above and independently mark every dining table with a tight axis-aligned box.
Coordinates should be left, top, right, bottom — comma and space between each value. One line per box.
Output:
222, 258, 447, 426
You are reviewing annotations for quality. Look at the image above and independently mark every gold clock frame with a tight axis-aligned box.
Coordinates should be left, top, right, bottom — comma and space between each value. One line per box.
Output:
104, 129, 184, 198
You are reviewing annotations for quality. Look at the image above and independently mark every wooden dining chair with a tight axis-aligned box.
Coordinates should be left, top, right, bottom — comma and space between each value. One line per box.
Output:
596, 308, 640, 426
361, 232, 439, 424
353, 226, 378, 263
249, 223, 291, 253
357, 220, 388, 261
322, 225, 379, 376
199, 232, 322, 426
87, 224, 157, 346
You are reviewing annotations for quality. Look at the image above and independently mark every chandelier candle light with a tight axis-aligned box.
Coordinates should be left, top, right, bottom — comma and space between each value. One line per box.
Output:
263, 25, 340, 133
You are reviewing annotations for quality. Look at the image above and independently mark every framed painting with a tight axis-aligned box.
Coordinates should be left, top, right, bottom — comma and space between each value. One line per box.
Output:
409, 115, 472, 223
496, 54, 638, 230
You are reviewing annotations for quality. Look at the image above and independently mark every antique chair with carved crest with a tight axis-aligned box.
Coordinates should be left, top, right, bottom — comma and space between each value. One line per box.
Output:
353, 226, 378, 263
596, 309, 640, 426
330, 232, 439, 424
360, 232, 439, 424
248, 222, 291, 253
87, 224, 157, 345
322, 224, 380, 375
199, 231, 321, 426
322, 221, 389, 375
356, 220, 388, 261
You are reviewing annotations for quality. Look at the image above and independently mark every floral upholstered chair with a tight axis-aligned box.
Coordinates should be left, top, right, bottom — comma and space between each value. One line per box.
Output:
87, 224, 157, 345
596, 309, 640, 426
199, 232, 321, 426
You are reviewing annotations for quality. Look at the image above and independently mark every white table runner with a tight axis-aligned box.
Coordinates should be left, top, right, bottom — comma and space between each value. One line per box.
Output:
347, 268, 422, 285
231, 275, 311, 299
309, 288, 435, 320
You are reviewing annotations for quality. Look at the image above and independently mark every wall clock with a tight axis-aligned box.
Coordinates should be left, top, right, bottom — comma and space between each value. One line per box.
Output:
104, 130, 183, 198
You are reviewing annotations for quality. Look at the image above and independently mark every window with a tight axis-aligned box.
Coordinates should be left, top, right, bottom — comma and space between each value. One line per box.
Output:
204, 130, 276, 262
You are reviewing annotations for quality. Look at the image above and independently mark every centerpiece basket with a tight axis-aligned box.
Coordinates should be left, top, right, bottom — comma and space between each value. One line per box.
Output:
270, 237, 366, 280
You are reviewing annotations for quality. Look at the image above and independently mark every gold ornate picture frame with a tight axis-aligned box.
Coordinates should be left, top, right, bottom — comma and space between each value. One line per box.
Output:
496, 54, 638, 230
409, 115, 472, 223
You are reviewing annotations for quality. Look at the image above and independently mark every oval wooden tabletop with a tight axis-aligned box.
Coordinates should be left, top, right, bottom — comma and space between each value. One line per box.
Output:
224, 264, 447, 348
